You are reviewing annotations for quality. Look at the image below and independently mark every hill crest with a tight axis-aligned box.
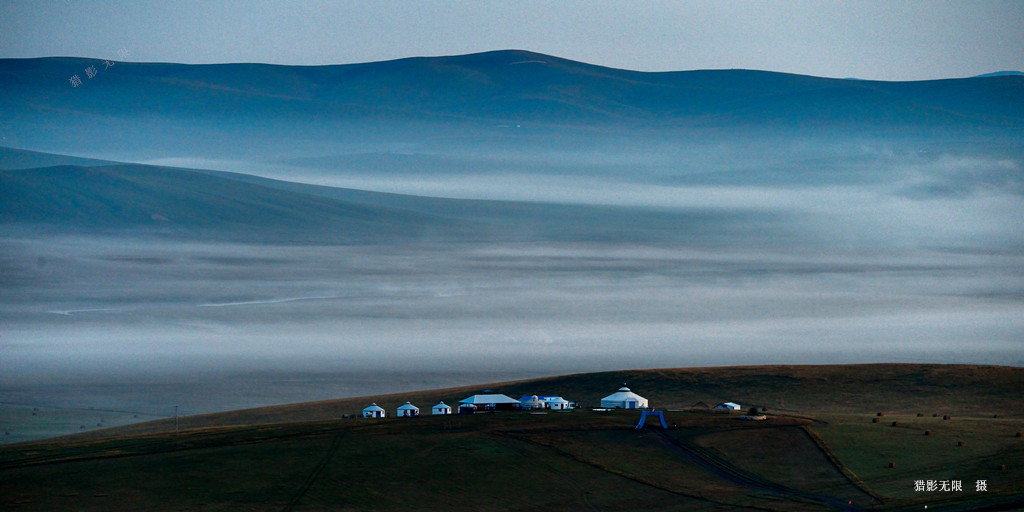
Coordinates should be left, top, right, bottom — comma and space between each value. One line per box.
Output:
3, 50, 1021, 136
69, 363, 1024, 441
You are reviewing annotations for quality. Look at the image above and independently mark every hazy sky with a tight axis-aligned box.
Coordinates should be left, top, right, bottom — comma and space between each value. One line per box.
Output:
2, 0, 1022, 80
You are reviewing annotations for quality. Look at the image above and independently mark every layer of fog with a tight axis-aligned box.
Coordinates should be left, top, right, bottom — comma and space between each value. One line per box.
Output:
135, 134, 1024, 251
3, 235, 1022, 416
5, 131, 1023, 423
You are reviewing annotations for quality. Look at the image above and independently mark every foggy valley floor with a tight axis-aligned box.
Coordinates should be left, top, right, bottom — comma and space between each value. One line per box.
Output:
3, 233, 1023, 443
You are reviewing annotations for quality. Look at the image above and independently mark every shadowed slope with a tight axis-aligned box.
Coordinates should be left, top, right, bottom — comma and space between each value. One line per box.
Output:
0, 157, 796, 244
0, 146, 119, 170
0, 164, 456, 242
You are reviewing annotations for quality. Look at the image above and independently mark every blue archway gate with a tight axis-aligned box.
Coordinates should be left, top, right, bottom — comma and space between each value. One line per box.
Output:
635, 410, 669, 430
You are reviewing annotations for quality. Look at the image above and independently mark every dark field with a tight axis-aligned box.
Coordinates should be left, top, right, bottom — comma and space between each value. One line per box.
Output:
1, 364, 1021, 511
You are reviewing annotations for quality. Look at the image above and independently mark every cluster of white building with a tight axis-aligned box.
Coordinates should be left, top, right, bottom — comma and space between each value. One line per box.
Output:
361, 386, 654, 418
362, 393, 577, 418
361, 401, 452, 418
361, 386, 747, 419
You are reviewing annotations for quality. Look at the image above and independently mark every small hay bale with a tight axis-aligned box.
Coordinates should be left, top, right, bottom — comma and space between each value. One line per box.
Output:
871, 417, 879, 423
917, 413, 923, 417
887, 462, 896, 468
924, 430, 932, 436
891, 421, 899, 426
957, 440, 965, 447
943, 415, 950, 420
876, 412, 884, 417
998, 464, 1007, 470
992, 414, 998, 418
933, 413, 939, 417
1015, 432, 1022, 438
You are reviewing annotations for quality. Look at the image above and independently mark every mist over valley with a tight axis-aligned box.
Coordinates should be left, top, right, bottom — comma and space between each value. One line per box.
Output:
1, 51, 1022, 440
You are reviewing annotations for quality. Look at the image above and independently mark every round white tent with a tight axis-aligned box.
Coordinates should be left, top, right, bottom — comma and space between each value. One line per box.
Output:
397, 401, 420, 417
362, 403, 386, 418
431, 402, 452, 415
600, 386, 649, 409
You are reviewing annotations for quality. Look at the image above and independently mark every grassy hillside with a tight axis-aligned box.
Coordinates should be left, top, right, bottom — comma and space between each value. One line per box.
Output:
64, 364, 1021, 440
1, 364, 1021, 511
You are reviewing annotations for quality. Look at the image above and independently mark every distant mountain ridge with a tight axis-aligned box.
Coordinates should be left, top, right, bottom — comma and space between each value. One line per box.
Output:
2, 50, 1022, 155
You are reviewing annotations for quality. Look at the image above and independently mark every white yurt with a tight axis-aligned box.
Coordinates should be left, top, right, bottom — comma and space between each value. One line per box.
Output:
362, 403, 386, 418
397, 401, 420, 417
600, 386, 649, 409
431, 402, 452, 415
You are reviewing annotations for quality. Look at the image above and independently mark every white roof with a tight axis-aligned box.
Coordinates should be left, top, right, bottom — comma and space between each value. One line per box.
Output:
362, 403, 385, 412
540, 396, 569, 403
717, 402, 741, 409
432, 402, 451, 409
397, 402, 419, 410
602, 387, 646, 402
459, 394, 520, 405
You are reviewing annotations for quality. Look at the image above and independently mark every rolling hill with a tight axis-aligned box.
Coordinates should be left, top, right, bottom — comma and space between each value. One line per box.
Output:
4, 50, 1022, 128
2, 50, 1022, 157
52, 363, 1024, 439
0, 163, 458, 242
0, 150, 793, 244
